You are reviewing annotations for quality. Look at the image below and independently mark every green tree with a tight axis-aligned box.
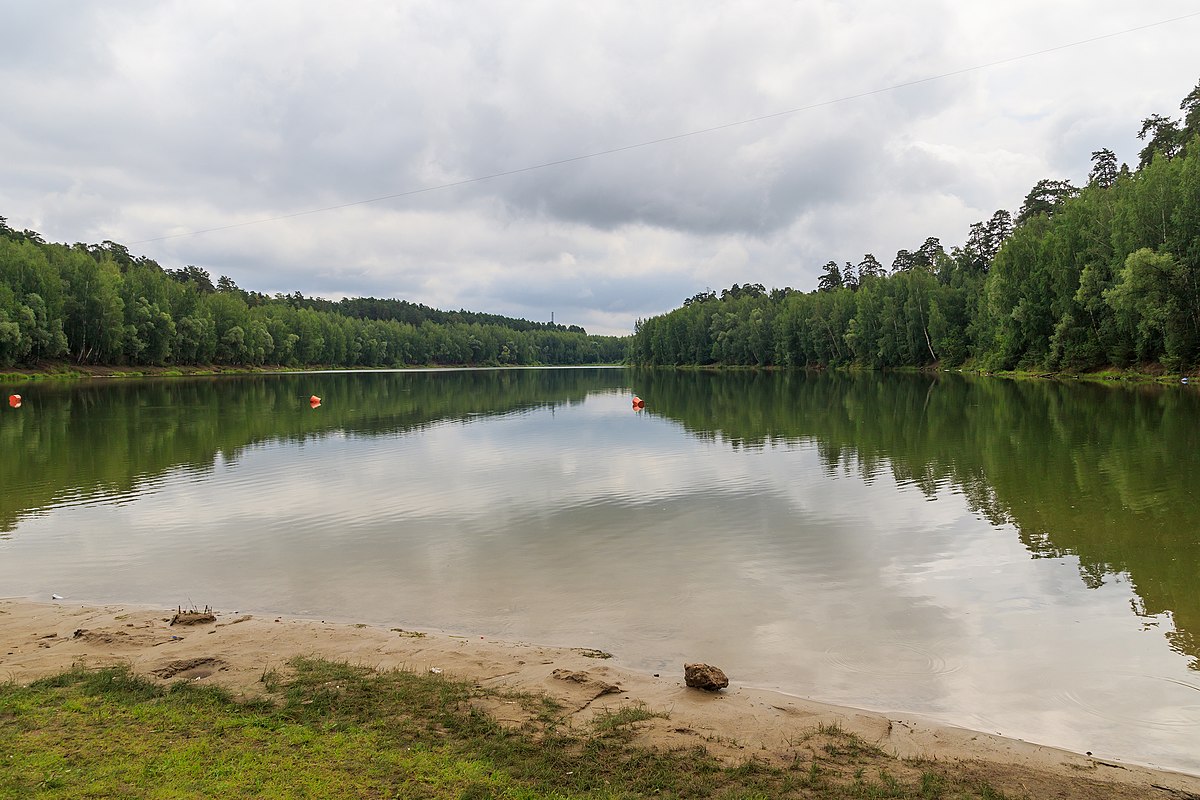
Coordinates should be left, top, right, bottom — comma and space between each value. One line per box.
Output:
168, 265, 216, 294
1088, 148, 1119, 188
816, 261, 843, 292
1105, 248, 1198, 367
890, 249, 915, 273
856, 253, 885, 282
1016, 179, 1079, 225
1138, 114, 1183, 168
57, 248, 125, 363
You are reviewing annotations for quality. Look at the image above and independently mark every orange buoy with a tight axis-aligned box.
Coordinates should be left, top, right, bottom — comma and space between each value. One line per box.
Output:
632, 395, 645, 410
309, 395, 321, 408
7, 394, 20, 408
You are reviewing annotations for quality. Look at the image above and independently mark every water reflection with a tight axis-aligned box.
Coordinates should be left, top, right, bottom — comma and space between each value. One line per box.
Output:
630, 369, 1200, 672
1, 368, 1198, 773
0, 368, 624, 533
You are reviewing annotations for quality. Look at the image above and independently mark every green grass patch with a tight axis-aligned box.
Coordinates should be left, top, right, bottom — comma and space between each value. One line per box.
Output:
589, 702, 669, 739
1, 660, 1027, 799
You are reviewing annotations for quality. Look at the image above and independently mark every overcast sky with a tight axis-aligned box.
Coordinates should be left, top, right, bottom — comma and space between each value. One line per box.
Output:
1, 2, 1197, 334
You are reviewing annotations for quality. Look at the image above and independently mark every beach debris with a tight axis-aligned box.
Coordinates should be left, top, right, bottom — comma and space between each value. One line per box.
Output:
170, 605, 217, 626
8, 394, 21, 408
573, 647, 613, 659
390, 627, 426, 638
51, 594, 64, 600
429, 667, 443, 675
684, 662, 729, 691
551, 669, 622, 696
152, 656, 227, 679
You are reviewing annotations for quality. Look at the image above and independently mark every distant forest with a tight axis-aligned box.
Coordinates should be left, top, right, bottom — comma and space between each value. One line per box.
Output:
632, 80, 1200, 373
0, 226, 626, 369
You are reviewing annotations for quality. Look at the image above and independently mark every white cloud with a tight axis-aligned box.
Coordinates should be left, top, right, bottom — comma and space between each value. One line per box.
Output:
2, 1, 1198, 333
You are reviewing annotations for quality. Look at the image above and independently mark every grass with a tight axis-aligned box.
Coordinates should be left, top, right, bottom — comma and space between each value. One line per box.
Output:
963, 363, 1194, 384
0, 659, 1027, 799
589, 703, 669, 738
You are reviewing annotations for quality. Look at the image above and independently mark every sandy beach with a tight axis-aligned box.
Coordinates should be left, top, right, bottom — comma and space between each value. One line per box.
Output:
3, 597, 1198, 799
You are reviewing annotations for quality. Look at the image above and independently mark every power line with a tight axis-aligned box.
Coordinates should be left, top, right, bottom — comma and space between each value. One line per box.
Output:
129, 11, 1200, 245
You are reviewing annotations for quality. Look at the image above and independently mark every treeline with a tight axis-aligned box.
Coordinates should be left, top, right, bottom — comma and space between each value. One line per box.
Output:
632, 80, 1200, 372
0, 228, 626, 369
301, 295, 586, 334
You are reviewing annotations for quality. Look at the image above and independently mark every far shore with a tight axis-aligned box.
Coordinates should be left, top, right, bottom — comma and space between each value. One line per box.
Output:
0, 360, 626, 383
3, 359, 1194, 386
3, 597, 1198, 799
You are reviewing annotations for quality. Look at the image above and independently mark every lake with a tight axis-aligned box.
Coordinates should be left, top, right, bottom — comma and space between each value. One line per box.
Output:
1, 367, 1198, 774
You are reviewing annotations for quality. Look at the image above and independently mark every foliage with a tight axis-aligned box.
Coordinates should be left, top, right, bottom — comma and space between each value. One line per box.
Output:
631, 79, 1200, 373
0, 217, 626, 369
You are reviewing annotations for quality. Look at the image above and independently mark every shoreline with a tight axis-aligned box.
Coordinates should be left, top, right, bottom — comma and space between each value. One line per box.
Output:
0, 361, 626, 384
3, 597, 1198, 798
3, 361, 1195, 386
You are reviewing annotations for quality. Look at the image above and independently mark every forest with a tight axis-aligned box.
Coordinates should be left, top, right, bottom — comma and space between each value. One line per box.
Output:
0, 226, 626, 370
631, 80, 1200, 373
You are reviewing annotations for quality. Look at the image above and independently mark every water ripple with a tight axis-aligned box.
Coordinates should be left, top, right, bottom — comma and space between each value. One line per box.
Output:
824, 640, 962, 678
1056, 672, 1200, 731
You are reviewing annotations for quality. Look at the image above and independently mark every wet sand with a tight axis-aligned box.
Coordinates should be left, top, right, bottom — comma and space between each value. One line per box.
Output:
3, 598, 1198, 799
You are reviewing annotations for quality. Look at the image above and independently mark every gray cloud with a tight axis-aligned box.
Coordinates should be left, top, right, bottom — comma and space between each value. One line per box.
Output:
1, 1, 1198, 333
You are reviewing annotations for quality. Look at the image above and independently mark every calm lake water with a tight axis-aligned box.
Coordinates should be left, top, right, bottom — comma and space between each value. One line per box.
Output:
2, 368, 1198, 773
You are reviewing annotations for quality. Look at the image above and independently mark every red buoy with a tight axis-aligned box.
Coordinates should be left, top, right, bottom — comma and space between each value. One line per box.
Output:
7, 394, 20, 408
309, 395, 321, 408
632, 395, 645, 410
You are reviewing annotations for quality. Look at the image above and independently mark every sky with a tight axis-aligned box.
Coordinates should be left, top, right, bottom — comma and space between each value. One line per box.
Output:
1, 2, 1198, 335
